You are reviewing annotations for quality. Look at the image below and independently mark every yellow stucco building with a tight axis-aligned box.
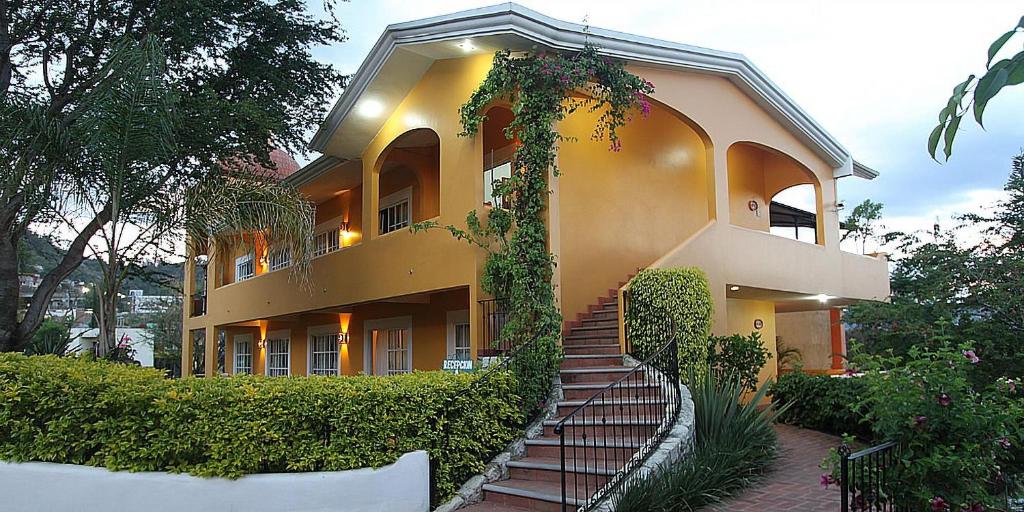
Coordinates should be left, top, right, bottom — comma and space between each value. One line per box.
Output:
180, 4, 889, 384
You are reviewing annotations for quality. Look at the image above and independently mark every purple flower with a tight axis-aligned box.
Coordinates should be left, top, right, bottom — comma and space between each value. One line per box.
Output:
998, 437, 1011, 450
963, 504, 984, 512
937, 393, 951, 407
914, 415, 928, 428
930, 496, 948, 512
1007, 379, 1017, 393
819, 473, 836, 488
963, 349, 980, 364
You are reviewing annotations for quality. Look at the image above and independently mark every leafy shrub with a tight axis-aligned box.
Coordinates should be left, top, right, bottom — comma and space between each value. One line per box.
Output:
0, 353, 520, 500
23, 319, 71, 356
771, 371, 870, 438
614, 371, 782, 511
626, 267, 713, 378
821, 339, 1024, 510
708, 332, 771, 392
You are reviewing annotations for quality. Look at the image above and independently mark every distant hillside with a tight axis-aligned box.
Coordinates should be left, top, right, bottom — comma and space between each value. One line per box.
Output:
19, 231, 184, 296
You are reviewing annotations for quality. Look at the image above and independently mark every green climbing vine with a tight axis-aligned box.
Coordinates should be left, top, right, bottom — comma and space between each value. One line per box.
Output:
417, 45, 654, 345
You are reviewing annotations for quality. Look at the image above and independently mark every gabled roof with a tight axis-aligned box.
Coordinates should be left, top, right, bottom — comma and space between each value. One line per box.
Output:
308, 3, 876, 179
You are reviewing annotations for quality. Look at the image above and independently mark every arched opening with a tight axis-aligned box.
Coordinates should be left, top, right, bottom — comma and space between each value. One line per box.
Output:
769, 184, 818, 243
482, 106, 516, 207
376, 128, 440, 235
726, 142, 822, 245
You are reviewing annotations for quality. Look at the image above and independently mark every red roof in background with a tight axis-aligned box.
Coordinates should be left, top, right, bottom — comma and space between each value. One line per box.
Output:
222, 148, 300, 180
262, 148, 300, 180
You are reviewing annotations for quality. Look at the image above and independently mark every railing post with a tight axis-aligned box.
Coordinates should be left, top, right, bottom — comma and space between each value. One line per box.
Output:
839, 442, 851, 512
557, 424, 567, 512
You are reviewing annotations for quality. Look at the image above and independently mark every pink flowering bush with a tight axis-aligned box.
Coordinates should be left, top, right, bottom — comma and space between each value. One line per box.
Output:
822, 335, 1023, 509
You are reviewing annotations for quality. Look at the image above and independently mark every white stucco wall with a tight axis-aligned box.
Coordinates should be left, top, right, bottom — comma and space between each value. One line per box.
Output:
0, 450, 429, 512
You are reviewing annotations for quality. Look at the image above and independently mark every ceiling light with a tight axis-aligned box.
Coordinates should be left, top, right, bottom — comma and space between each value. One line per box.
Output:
815, 294, 832, 304
729, 285, 740, 291
456, 39, 476, 52
357, 98, 384, 118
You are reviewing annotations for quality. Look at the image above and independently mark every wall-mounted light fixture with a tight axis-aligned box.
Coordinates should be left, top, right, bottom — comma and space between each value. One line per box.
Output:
729, 285, 740, 291
339, 221, 350, 234
258, 337, 267, 349
337, 332, 350, 345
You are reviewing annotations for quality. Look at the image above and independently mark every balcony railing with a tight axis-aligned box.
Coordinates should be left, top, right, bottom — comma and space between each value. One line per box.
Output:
478, 298, 511, 356
190, 293, 206, 317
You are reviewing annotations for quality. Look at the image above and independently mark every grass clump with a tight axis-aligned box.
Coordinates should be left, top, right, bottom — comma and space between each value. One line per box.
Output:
614, 371, 784, 511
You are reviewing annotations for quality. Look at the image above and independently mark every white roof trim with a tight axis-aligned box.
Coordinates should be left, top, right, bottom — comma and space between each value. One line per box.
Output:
851, 160, 879, 180
284, 155, 345, 188
309, 2, 860, 173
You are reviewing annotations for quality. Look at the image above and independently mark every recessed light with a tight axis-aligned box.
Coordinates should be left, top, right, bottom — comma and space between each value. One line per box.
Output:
730, 285, 740, 291
456, 39, 476, 52
357, 98, 384, 118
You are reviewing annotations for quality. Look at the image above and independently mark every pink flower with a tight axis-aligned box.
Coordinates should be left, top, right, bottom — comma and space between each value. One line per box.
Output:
963, 504, 984, 512
931, 496, 948, 512
998, 437, 1011, 450
937, 393, 951, 407
1007, 378, 1017, 393
914, 415, 928, 428
963, 349, 980, 364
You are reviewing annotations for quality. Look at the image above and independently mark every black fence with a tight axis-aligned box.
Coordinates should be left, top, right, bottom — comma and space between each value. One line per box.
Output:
840, 441, 908, 512
553, 335, 681, 511
478, 298, 511, 355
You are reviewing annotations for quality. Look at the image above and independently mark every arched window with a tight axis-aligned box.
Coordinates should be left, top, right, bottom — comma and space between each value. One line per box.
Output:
482, 106, 515, 207
376, 128, 440, 235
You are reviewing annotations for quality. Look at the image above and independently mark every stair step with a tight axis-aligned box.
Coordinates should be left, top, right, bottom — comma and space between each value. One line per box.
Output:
563, 344, 621, 356
508, 457, 619, 476
560, 366, 637, 384
524, 437, 641, 460
564, 335, 619, 345
579, 318, 619, 326
561, 354, 624, 369
483, 479, 585, 511
458, 503, 534, 512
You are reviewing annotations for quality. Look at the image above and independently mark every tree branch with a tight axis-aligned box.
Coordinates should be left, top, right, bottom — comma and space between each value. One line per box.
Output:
15, 201, 113, 347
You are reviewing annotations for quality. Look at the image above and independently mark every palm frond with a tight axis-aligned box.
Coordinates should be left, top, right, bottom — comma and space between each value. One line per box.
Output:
184, 172, 315, 286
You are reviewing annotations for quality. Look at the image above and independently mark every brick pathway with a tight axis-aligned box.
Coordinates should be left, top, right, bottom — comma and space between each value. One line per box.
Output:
713, 424, 842, 512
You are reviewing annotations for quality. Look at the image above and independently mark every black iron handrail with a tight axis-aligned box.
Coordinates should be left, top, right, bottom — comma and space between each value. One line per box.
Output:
478, 298, 511, 355
840, 440, 907, 512
429, 333, 560, 507
553, 333, 681, 511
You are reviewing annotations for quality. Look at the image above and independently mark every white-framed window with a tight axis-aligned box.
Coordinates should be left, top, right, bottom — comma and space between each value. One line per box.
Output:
308, 325, 340, 376
484, 162, 512, 208
378, 187, 412, 235
314, 228, 340, 257
265, 330, 290, 376
447, 309, 471, 361
268, 248, 291, 271
233, 334, 253, 375
364, 317, 412, 376
235, 252, 255, 281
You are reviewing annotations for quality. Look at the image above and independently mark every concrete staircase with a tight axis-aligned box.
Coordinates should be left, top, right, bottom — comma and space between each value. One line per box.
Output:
460, 289, 644, 512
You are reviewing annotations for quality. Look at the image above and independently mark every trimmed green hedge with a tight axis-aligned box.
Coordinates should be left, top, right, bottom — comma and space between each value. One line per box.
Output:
625, 267, 713, 377
0, 353, 520, 499
770, 370, 870, 438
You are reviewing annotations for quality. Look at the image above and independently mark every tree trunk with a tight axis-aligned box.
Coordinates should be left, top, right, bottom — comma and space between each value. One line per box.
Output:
4, 204, 113, 352
0, 231, 20, 352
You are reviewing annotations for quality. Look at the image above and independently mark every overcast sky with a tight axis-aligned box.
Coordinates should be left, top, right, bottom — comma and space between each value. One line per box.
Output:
308, 0, 1024, 239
